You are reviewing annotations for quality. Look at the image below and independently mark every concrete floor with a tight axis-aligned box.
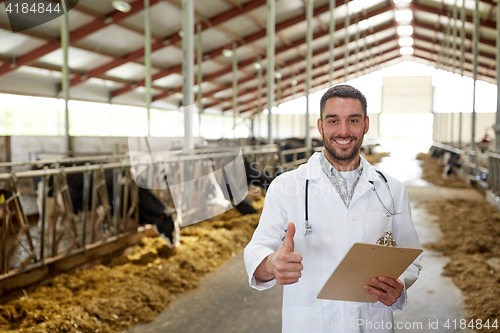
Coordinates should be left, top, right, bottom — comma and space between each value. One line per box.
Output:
129, 146, 479, 333
393, 186, 481, 333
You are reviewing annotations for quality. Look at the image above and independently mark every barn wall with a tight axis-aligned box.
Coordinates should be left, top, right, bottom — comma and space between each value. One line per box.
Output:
10, 136, 67, 162
435, 112, 496, 145
382, 76, 433, 114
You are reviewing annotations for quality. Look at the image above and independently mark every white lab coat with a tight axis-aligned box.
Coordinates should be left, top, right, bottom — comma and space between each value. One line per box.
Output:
244, 153, 422, 333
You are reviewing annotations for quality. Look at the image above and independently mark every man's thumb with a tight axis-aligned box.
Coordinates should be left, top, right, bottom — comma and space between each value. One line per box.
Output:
282, 222, 295, 252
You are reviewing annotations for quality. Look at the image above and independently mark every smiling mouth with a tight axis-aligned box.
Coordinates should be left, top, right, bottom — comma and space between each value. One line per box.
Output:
334, 139, 354, 145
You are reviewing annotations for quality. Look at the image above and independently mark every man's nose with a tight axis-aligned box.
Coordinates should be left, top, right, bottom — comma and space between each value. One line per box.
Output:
338, 121, 349, 136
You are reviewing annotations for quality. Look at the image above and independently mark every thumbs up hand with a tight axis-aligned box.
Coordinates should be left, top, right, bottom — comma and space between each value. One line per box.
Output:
269, 222, 303, 285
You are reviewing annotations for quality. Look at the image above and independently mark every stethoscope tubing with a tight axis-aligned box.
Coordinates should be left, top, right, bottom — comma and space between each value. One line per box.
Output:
303, 179, 312, 236
302, 171, 400, 236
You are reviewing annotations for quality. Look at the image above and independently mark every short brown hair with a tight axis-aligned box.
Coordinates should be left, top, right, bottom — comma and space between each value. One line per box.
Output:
320, 85, 367, 119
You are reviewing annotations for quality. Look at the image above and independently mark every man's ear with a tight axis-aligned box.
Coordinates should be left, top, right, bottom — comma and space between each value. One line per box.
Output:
317, 117, 323, 136
364, 115, 370, 135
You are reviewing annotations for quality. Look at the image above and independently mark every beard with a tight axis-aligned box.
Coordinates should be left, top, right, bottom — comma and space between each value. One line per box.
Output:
322, 132, 364, 163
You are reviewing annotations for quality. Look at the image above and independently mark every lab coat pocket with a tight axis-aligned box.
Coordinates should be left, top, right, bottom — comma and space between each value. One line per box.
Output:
283, 306, 323, 332
364, 212, 393, 244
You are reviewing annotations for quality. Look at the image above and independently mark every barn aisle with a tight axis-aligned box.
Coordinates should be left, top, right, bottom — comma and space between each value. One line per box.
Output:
127, 250, 283, 333
394, 186, 480, 333
128, 144, 477, 333
378, 141, 478, 332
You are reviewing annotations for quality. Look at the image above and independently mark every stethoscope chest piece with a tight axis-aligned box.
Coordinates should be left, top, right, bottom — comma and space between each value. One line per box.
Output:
303, 221, 312, 236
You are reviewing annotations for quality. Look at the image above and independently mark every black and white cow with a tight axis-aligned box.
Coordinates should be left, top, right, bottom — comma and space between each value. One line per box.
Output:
32, 161, 179, 247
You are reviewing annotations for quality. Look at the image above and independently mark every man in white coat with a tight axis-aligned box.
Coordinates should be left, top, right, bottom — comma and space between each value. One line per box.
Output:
244, 85, 422, 333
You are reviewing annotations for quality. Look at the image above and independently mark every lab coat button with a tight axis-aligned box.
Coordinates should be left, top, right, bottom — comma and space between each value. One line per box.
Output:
348, 310, 354, 315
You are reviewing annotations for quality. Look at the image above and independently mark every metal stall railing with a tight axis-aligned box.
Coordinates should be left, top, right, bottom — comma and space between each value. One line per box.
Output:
242, 144, 280, 174
0, 153, 130, 172
432, 141, 489, 189
429, 142, 500, 213
281, 147, 310, 169
487, 152, 500, 200
0, 144, 279, 293
0, 160, 141, 276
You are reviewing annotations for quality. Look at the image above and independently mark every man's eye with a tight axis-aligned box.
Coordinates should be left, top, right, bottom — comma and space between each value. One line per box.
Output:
329, 120, 337, 123
350, 119, 358, 123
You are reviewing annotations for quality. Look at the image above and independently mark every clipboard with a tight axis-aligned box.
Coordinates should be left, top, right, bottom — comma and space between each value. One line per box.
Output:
316, 243, 422, 303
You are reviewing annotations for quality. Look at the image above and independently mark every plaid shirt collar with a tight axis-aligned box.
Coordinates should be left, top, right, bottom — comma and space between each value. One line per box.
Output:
319, 149, 364, 208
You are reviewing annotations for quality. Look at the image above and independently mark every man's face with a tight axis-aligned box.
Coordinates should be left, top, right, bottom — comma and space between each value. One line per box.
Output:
317, 97, 369, 166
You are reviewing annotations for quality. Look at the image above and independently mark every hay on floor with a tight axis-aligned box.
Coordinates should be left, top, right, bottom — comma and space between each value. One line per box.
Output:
425, 198, 500, 333
416, 153, 469, 188
0, 193, 265, 333
363, 152, 390, 165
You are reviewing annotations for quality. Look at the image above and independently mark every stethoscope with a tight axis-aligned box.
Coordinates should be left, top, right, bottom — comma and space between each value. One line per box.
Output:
302, 170, 401, 236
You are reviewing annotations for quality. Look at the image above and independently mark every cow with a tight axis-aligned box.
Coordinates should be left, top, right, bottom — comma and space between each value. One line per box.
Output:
32, 161, 179, 248
441, 151, 463, 178
276, 138, 323, 163
429, 147, 464, 179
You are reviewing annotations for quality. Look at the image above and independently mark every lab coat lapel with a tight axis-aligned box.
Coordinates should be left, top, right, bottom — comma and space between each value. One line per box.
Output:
305, 153, 349, 207
349, 155, 381, 208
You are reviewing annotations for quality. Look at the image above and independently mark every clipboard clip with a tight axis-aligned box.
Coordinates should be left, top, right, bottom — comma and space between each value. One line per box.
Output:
376, 231, 398, 247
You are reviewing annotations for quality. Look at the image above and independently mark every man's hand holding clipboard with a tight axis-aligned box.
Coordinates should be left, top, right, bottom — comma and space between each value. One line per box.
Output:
316, 235, 423, 303
363, 276, 405, 306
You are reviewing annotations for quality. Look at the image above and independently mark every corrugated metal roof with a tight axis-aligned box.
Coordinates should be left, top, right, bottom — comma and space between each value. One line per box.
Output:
0, 0, 496, 115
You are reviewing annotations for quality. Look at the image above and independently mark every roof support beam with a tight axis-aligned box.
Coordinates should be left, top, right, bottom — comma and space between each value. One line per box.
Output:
150, 2, 394, 102
450, 0, 458, 143
413, 46, 495, 80
235, 52, 401, 114
206, 35, 398, 111
203, 22, 397, 102
495, 0, 500, 149
145, 0, 152, 137
411, 2, 496, 30
412, 53, 495, 82
0, 24, 176, 81
344, 0, 350, 81
459, 0, 466, 148
183, 0, 195, 150
329, 0, 336, 86
0, 0, 157, 77
413, 35, 494, 65
123, 0, 393, 100
69, 0, 267, 90
61, 1, 71, 153
412, 20, 495, 47
232, 42, 238, 136
266, 0, 275, 144
305, 0, 313, 153
471, 0, 480, 149
197, 23, 204, 136
256, 55, 263, 138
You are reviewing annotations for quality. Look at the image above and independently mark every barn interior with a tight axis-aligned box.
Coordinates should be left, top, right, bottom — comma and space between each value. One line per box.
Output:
0, 0, 500, 332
